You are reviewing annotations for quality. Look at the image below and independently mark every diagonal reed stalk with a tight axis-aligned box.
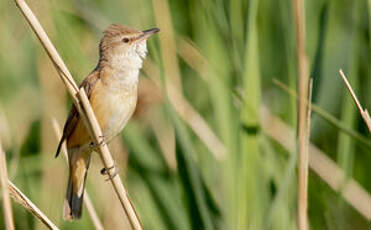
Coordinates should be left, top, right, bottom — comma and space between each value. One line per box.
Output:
51, 118, 104, 230
13, 0, 142, 229
0, 140, 15, 230
143, 60, 227, 160
338, 69, 371, 132
8, 180, 59, 230
1, 140, 59, 229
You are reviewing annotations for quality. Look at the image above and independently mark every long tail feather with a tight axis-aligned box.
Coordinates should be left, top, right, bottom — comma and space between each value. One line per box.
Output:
63, 152, 91, 220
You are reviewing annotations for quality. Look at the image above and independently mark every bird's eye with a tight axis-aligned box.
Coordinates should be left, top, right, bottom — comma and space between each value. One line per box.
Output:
122, 37, 129, 43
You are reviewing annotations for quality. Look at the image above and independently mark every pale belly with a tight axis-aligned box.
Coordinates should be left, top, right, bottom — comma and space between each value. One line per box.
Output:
91, 84, 137, 142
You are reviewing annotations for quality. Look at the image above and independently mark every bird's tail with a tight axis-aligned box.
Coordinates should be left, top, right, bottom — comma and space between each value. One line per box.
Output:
63, 151, 91, 220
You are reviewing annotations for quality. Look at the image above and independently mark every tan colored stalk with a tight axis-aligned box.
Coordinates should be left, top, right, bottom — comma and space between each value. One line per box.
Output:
8, 180, 59, 230
151, 0, 180, 170
292, 0, 309, 228
1, 114, 58, 230
0, 141, 15, 230
306, 79, 313, 157
13, 0, 142, 229
339, 69, 371, 132
300, 78, 312, 229
272, 78, 371, 147
51, 119, 104, 230
151, 0, 182, 90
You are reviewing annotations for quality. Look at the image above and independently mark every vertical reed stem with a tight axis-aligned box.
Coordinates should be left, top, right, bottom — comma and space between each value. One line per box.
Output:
292, 0, 309, 229
0, 141, 15, 230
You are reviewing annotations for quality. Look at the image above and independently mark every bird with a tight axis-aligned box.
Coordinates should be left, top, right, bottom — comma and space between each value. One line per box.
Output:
55, 24, 159, 220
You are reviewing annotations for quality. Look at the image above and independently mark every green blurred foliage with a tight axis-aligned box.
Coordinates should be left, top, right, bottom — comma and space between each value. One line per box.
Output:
0, 0, 370, 229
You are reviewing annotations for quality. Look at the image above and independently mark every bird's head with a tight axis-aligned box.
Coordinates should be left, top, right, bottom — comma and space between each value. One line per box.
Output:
98, 24, 159, 69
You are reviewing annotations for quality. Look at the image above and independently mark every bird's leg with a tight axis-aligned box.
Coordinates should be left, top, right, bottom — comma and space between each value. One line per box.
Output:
100, 161, 119, 181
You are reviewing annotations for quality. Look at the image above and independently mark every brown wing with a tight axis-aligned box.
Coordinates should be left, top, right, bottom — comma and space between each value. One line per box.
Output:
55, 70, 100, 157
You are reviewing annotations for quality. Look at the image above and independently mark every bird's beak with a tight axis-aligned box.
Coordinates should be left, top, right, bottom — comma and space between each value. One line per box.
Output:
136, 28, 160, 41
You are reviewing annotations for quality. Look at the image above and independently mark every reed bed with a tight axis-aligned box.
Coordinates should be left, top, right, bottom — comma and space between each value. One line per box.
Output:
0, 0, 370, 229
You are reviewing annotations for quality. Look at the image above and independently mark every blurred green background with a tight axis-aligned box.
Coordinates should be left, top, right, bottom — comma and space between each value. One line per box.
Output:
0, 0, 370, 229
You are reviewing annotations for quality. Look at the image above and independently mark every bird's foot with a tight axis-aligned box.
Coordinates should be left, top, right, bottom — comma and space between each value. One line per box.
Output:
89, 135, 106, 150
100, 162, 119, 181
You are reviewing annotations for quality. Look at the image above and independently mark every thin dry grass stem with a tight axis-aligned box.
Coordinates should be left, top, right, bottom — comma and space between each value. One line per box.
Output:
144, 60, 227, 160
306, 79, 313, 166
152, 0, 182, 90
14, 0, 142, 229
292, 0, 309, 228
174, 40, 232, 159
3, 134, 56, 229
339, 69, 371, 132
272, 79, 371, 147
7, 180, 60, 230
261, 106, 371, 220
0, 140, 15, 230
82, 195, 104, 230
51, 118, 104, 230
170, 90, 227, 160
178, 39, 208, 82
151, 0, 182, 172
298, 78, 312, 230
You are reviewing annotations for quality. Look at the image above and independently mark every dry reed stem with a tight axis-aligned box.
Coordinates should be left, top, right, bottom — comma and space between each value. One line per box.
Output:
151, 0, 181, 171
170, 89, 227, 160
13, 0, 142, 229
306, 79, 313, 155
292, 0, 309, 228
272, 78, 371, 147
339, 69, 371, 132
51, 118, 104, 230
7, 180, 60, 230
83, 195, 104, 230
3, 127, 57, 229
0, 140, 15, 230
178, 39, 209, 82
152, 0, 182, 90
298, 78, 312, 230
261, 106, 371, 220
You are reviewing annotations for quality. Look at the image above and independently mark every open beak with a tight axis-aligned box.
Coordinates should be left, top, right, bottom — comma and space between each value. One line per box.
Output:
136, 28, 160, 41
